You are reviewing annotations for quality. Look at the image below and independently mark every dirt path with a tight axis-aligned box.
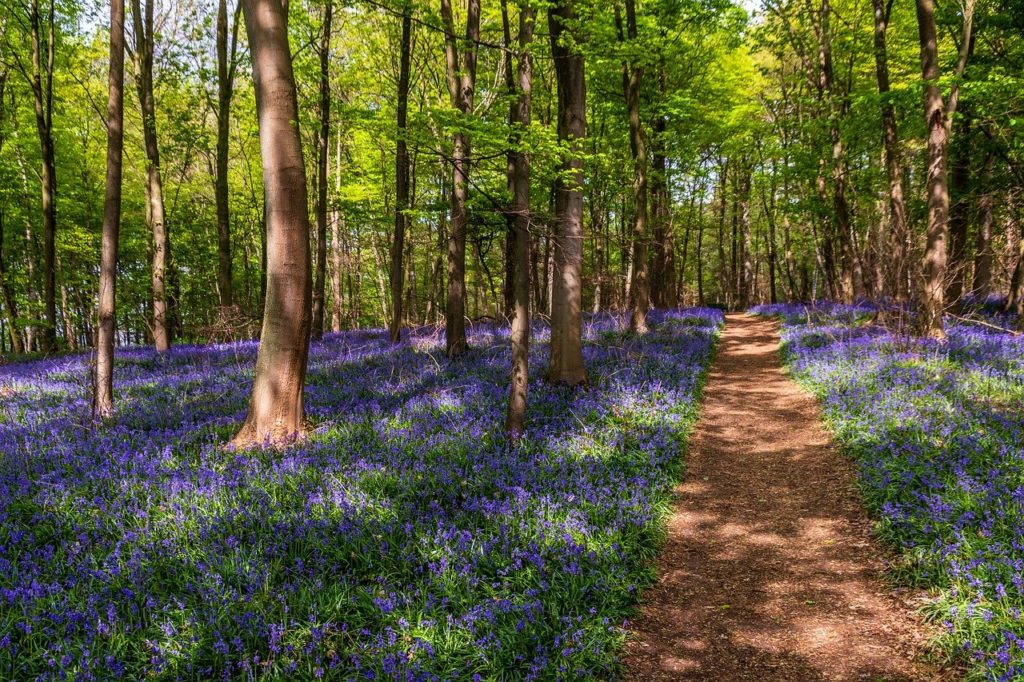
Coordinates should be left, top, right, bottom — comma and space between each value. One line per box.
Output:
624, 314, 946, 681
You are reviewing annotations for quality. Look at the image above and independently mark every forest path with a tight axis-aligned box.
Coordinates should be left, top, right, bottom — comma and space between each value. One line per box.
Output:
624, 313, 946, 681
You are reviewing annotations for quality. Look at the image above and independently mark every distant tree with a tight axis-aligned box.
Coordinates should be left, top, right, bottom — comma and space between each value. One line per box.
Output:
232, 0, 313, 447
94, 0, 126, 418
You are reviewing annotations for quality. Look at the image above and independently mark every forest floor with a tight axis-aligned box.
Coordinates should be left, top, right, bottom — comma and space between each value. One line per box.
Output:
624, 313, 948, 681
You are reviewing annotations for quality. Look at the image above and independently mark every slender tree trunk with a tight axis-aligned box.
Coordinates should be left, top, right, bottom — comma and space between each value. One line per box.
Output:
388, 4, 411, 342
440, 0, 480, 356
22, 0, 58, 351
233, 0, 313, 447
650, 121, 673, 308
132, 0, 170, 351
872, 0, 908, 301
311, 0, 332, 340
216, 0, 241, 310
546, 0, 586, 385
505, 0, 533, 437
740, 164, 754, 308
972, 150, 995, 297
94, 0, 125, 418
0, 212, 23, 355
945, 113, 971, 310
331, 212, 344, 330
617, 0, 650, 332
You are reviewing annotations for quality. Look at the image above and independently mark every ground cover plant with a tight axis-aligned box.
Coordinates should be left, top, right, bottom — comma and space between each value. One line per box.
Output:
0, 308, 721, 681
751, 302, 1024, 680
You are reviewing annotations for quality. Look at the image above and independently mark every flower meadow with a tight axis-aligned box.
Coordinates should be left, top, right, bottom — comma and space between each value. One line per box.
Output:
751, 302, 1024, 680
0, 308, 722, 681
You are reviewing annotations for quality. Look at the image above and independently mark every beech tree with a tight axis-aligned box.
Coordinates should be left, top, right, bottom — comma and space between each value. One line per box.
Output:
546, 0, 586, 386
505, 0, 534, 437
312, 0, 333, 341
94, 0, 126, 418
440, 0, 480, 357
232, 0, 313, 447
216, 0, 243, 312
389, 3, 412, 344
131, 0, 171, 351
913, 0, 974, 338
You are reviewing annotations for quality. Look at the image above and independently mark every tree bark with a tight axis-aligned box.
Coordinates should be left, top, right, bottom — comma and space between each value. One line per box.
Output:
945, 113, 971, 310
440, 0, 480, 357
914, 0, 973, 337
21, 0, 58, 351
232, 0, 313, 447
132, 0, 171, 352
216, 0, 242, 310
505, 0, 533, 438
972, 150, 995, 297
312, 0, 332, 340
618, 0, 650, 332
872, 0, 909, 301
388, 3, 411, 342
94, 0, 126, 418
740, 164, 754, 308
546, 0, 586, 385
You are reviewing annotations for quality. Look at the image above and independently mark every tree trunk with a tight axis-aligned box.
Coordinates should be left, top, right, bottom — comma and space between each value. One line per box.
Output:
945, 113, 971, 310
440, 0, 480, 357
389, 4, 412, 342
872, 0, 909, 301
972, 150, 995, 297
617, 0, 649, 332
312, 0, 332, 340
739, 164, 754, 308
94, 0, 125, 418
23, 0, 58, 351
132, 0, 171, 352
915, 0, 950, 337
232, 0, 313, 448
915, 0, 974, 335
216, 0, 241, 310
506, 0, 533, 437
546, 0, 586, 385
0, 212, 23, 355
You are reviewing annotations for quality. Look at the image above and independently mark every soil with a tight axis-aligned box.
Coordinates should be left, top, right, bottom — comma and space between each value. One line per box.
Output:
624, 314, 949, 681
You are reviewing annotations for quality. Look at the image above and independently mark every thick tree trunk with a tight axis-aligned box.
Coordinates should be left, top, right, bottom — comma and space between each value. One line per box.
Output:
440, 0, 480, 357
94, 0, 125, 418
872, 0, 909, 301
232, 0, 313, 448
389, 4, 411, 343
216, 0, 241, 310
505, 0, 533, 438
311, 0, 332, 340
546, 0, 586, 385
133, 0, 171, 352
